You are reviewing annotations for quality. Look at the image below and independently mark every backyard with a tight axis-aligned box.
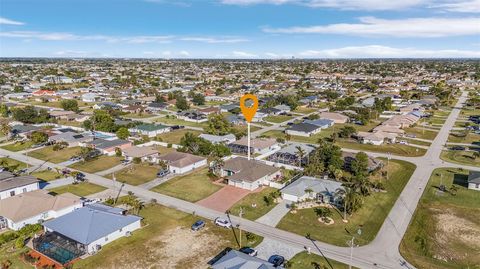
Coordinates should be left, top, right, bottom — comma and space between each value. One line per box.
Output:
277, 159, 416, 246
28, 146, 82, 163
400, 168, 480, 269
73, 204, 262, 269
107, 163, 161, 186
69, 156, 123, 173
49, 182, 107, 197
229, 187, 279, 220
151, 168, 222, 202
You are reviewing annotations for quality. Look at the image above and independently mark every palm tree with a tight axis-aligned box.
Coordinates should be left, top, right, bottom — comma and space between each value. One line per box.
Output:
341, 186, 363, 219
295, 146, 305, 167
212, 157, 225, 177
0, 122, 11, 138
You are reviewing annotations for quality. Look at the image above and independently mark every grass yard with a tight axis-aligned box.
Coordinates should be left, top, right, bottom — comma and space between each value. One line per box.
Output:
29, 101, 63, 108
459, 108, 479, 117
157, 129, 203, 144
107, 164, 160, 185
264, 115, 294, 123
49, 182, 107, 197
440, 150, 480, 167
277, 160, 416, 246
401, 138, 432, 146
336, 139, 427, 157
122, 113, 155, 119
0, 157, 27, 171
31, 169, 63, 181
73, 204, 262, 269
403, 127, 439, 140
151, 168, 222, 202
288, 251, 354, 269
400, 168, 480, 269
448, 132, 480, 144
57, 119, 83, 127
425, 117, 446, 125
28, 146, 82, 163
229, 187, 279, 220
69, 156, 123, 173
232, 124, 261, 133
150, 145, 177, 155
1, 141, 34, 152
155, 116, 208, 129
294, 107, 318, 114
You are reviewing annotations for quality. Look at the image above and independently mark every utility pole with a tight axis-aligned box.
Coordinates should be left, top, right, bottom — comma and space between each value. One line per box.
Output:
239, 207, 244, 247
347, 236, 355, 269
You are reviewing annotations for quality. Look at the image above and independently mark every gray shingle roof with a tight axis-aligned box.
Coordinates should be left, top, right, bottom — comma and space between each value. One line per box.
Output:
43, 204, 142, 245
281, 176, 344, 198
468, 171, 480, 184
212, 250, 276, 269
286, 123, 320, 133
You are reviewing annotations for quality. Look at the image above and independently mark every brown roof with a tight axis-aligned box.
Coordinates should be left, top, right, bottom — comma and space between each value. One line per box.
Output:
223, 157, 280, 183
158, 152, 206, 168
0, 190, 82, 222
0, 175, 39, 192
122, 146, 158, 158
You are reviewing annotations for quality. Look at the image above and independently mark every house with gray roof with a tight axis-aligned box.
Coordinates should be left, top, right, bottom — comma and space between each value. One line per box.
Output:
40, 204, 142, 256
199, 133, 236, 144
84, 138, 132, 156
49, 131, 93, 147
285, 123, 321, 137
0, 174, 40, 200
281, 176, 344, 205
468, 171, 480, 191
221, 157, 281, 190
303, 119, 334, 129
267, 143, 316, 167
212, 249, 278, 269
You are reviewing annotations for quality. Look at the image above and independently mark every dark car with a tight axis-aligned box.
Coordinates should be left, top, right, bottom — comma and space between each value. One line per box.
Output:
268, 255, 285, 267
239, 247, 258, 257
191, 220, 205, 231
157, 169, 169, 178
450, 146, 465, 151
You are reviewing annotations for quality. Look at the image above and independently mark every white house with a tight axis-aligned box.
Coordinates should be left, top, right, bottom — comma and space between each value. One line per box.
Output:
158, 152, 207, 174
129, 124, 171, 138
39, 203, 141, 255
199, 134, 236, 144
0, 190, 83, 230
281, 176, 344, 205
0, 172, 40, 200
221, 157, 281, 191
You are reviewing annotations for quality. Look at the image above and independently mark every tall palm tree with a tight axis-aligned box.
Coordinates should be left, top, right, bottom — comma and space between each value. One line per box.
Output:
341, 186, 363, 219
295, 146, 305, 167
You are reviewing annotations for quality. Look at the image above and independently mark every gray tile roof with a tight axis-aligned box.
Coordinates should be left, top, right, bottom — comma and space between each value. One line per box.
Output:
212, 250, 276, 269
43, 204, 142, 245
286, 123, 320, 133
0, 175, 39, 192
281, 176, 344, 198
468, 171, 480, 184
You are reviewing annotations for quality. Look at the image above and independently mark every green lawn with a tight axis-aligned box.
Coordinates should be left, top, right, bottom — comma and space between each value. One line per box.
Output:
294, 107, 318, 114
150, 145, 177, 155
29, 100, 63, 108
401, 138, 432, 146
400, 168, 480, 269
264, 115, 294, 123
28, 146, 82, 163
31, 169, 63, 181
155, 116, 208, 129
107, 164, 160, 186
57, 119, 83, 127
425, 117, 446, 125
277, 159, 416, 246
440, 150, 480, 166
229, 187, 278, 220
74, 204, 262, 269
157, 129, 203, 144
122, 113, 155, 119
1, 141, 34, 152
0, 157, 27, 171
49, 182, 107, 197
448, 132, 480, 144
151, 168, 222, 202
336, 139, 427, 157
459, 108, 479, 117
288, 251, 354, 269
69, 156, 123, 173
403, 127, 438, 140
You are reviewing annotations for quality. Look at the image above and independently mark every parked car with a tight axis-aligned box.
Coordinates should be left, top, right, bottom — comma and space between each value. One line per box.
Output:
450, 146, 465, 151
268, 255, 285, 267
157, 169, 169, 178
214, 217, 232, 228
191, 220, 205, 231
398, 140, 408, 145
239, 247, 258, 257
405, 133, 416, 138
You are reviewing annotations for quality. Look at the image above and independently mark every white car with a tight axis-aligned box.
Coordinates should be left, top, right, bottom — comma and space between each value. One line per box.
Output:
399, 140, 409, 145
214, 217, 232, 228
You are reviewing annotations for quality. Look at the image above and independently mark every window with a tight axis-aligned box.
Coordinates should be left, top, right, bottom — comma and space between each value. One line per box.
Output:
105, 237, 109, 242
22, 188, 27, 193
476, 184, 479, 188
9, 191, 15, 197
119, 228, 123, 232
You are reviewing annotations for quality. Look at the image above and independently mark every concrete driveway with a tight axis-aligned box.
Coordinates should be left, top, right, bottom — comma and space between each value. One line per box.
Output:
196, 185, 251, 212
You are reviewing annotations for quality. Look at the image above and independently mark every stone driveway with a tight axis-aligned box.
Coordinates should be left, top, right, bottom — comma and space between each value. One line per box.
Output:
196, 185, 251, 212
255, 200, 291, 226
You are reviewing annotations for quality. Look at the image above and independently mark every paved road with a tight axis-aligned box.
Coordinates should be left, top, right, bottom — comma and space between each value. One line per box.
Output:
256, 200, 291, 226
1, 91, 477, 269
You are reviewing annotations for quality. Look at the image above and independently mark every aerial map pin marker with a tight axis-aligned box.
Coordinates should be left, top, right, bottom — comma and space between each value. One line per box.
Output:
240, 94, 258, 123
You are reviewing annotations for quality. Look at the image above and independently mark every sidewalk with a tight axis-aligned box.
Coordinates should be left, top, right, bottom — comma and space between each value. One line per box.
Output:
96, 163, 130, 176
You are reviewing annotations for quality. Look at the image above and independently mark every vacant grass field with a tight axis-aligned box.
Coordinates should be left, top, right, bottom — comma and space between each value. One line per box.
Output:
448, 132, 480, 144
336, 139, 427, 157
31, 169, 63, 181
1, 141, 34, 152
56, 119, 83, 127
151, 168, 222, 202
28, 146, 81, 163
277, 160, 416, 246
294, 107, 318, 114
122, 112, 155, 119
229, 187, 278, 220
403, 127, 438, 140
154, 117, 208, 129
69, 156, 123, 173
73, 204, 262, 269
157, 129, 203, 144
0, 157, 27, 171
459, 108, 480, 117
440, 150, 480, 166
49, 182, 107, 197
401, 138, 432, 146
400, 168, 480, 269
264, 115, 294, 123
107, 164, 160, 185
29, 100, 63, 108
232, 124, 261, 133
288, 251, 354, 269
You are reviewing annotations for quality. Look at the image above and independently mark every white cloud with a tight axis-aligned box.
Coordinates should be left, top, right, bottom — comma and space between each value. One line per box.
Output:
162, 51, 172, 56
297, 45, 480, 58
54, 50, 88, 57
179, 50, 190, 56
0, 17, 25, 25
220, 0, 427, 10
430, 0, 480, 13
232, 51, 258, 58
263, 17, 480, 37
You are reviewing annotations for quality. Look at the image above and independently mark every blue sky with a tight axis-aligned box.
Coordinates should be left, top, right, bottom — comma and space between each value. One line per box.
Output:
0, 0, 479, 58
